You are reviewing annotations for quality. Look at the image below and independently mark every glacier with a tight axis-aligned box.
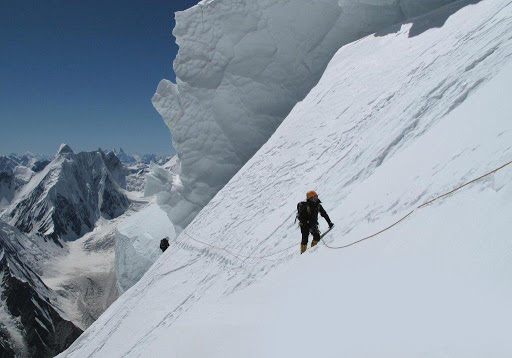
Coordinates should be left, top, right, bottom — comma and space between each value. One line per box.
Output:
0, 222, 82, 357
60, 0, 512, 356
152, 0, 462, 232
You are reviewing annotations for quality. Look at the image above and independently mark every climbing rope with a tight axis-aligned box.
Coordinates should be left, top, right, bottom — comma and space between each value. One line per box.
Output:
182, 232, 296, 261
182, 158, 512, 257
321, 210, 415, 249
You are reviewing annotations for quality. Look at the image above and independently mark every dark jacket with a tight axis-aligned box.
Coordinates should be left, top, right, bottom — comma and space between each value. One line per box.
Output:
303, 198, 331, 227
160, 238, 170, 252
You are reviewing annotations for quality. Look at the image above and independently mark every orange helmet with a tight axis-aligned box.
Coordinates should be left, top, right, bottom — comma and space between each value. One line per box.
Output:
306, 190, 318, 199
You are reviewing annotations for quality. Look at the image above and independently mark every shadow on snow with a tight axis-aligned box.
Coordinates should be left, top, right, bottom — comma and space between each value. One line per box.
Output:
376, 0, 484, 38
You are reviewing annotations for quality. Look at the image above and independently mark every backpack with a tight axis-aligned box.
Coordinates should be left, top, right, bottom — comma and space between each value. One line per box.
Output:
296, 201, 311, 224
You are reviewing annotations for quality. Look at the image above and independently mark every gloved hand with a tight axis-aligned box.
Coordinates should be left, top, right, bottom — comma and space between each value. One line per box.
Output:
328, 222, 334, 229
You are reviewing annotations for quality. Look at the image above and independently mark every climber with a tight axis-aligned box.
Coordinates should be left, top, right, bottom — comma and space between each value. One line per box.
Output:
160, 237, 170, 253
297, 190, 334, 254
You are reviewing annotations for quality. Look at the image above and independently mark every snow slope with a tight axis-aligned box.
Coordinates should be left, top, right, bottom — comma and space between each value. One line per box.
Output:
60, 0, 512, 356
152, 0, 461, 232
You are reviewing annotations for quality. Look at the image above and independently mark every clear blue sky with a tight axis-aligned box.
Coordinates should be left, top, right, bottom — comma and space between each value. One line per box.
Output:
0, 0, 200, 156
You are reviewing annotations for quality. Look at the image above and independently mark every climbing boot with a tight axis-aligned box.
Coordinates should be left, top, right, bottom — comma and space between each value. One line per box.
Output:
300, 244, 307, 254
311, 240, 319, 248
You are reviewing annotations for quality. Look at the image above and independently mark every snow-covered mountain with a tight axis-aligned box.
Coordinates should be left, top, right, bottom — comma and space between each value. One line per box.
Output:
152, 0, 463, 233
0, 153, 50, 174
111, 148, 175, 192
0, 145, 140, 354
60, 0, 512, 356
3, 144, 130, 243
0, 222, 82, 357
112, 148, 137, 165
0, 155, 50, 208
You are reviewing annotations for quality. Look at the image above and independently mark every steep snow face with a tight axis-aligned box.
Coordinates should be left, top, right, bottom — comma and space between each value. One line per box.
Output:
115, 204, 175, 294
60, 1, 512, 357
3, 146, 130, 243
152, 0, 461, 232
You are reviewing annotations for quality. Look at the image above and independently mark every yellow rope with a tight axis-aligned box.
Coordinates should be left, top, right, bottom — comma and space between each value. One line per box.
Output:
182, 158, 512, 257
323, 158, 512, 249
321, 210, 415, 249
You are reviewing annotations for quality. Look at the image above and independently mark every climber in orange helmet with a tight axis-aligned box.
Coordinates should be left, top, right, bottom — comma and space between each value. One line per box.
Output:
296, 190, 334, 254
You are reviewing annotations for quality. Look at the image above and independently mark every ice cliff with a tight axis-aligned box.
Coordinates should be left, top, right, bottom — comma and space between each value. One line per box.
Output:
115, 204, 175, 294
152, 0, 459, 232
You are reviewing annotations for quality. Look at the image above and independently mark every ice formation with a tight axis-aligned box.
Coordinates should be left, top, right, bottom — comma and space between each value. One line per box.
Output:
143, 157, 179, 198
152, 0, 461, 232
113, 159, 178, 293
61, 0, 512, 356
114, 204, 175, 293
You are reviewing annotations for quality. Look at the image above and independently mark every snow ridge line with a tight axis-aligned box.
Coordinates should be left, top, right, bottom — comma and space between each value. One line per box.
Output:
182, 158, 512, 257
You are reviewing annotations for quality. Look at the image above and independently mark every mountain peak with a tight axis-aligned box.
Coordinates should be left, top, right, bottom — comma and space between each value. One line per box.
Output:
57, 143, 74, 155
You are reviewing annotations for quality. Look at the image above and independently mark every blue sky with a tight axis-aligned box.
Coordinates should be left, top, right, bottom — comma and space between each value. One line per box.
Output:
0, 0, 200, 155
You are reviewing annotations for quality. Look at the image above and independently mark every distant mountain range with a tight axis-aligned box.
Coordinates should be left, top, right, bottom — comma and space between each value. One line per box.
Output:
112, 147, 174, 165
0, 152, 51, 174
0, 144, 156, 357
2, 144, 130, 244
0, 144, 176, 357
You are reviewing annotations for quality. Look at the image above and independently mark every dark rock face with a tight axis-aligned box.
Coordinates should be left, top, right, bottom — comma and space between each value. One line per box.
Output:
0, 171, 14, 184
113, 148, 136, 164
0, 172, 16, 205
5, 147, 130, 243
31, 160, 50, 173
104, 151, 128, 188
0, 331, 16, 358
0, 227, 83, 357
0, 156, 24, 173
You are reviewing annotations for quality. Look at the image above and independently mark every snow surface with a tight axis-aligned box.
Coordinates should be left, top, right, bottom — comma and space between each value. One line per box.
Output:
152, 0, 461, 232
61, 0, 512, 357
115, 203, 175, 294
